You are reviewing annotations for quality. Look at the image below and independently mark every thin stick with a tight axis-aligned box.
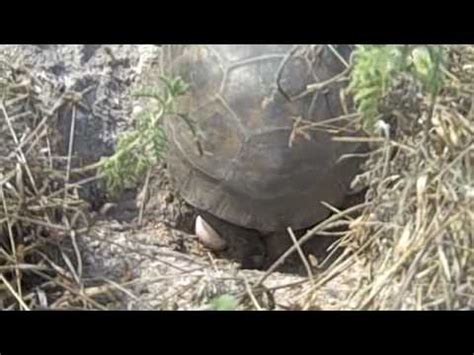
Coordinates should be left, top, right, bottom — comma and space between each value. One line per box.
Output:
64, 103, 77, 212
256, 202, 370, 287
138, 168, 152, 226
244, 277, 262, 310
1, 102, 40, 195
292, 67, 351, 101
0, 274, 29, 310
287, 227, 314, 282
31, 269, 107, 310
328, 45, 350, 68
0, 184, 24, 305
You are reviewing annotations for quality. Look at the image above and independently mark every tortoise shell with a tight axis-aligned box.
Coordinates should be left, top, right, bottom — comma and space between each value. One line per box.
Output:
162, 45, 363, 231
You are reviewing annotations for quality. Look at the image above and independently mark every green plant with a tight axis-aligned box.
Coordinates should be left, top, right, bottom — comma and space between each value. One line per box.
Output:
208, 294, 239, 310
348, 45, 446, 132
98, 76, 190, 196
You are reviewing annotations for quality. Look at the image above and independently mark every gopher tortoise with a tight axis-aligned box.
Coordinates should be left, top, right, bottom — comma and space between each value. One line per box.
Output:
161, 45, 364, 259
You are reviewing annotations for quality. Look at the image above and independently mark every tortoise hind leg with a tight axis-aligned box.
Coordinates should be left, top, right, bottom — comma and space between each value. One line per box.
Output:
261, 228, 342, 275
196, 211, 266, 269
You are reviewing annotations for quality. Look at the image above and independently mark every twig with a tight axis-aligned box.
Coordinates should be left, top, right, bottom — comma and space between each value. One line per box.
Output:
243, 276, 262, 310
256, 202, 370, 287
63, 102, 77, 212
1, 101, 40, 195
138, 168, 152, 226
292, 67, 351, 102
287, 227, 314, 282
328, 45, 350, 68
0, 184, 23, 304
0, 274, 29, 310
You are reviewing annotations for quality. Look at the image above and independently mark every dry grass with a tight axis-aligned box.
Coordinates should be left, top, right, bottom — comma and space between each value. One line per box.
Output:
298, 45, 473, 310
0, 50, 114, 310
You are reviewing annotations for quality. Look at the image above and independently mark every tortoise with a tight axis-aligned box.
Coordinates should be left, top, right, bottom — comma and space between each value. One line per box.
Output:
161, 45, 365, 262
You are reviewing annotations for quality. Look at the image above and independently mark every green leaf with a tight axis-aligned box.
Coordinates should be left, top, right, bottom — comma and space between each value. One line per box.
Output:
353, 86, 379, 104
208, 294, 238, 310
412, 47, 433, 78
98, 75, 194, 197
